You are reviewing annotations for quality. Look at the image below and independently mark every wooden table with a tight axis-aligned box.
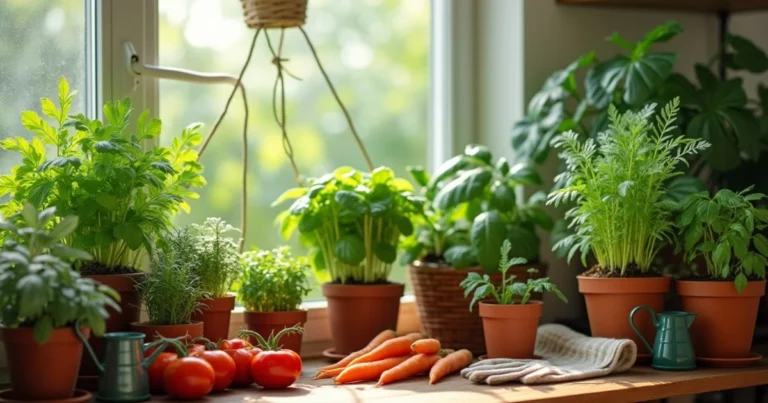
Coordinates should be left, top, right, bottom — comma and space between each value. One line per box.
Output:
147, 360, 768, 403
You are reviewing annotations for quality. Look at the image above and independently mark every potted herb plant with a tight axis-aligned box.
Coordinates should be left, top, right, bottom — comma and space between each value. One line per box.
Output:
460, 240, 566, 358
236, 247, 312, 353
190, 218, 241, 342
548, 99, 709, 356
131, 228, 205, 342
401, 145, 552, 354
274, 166, 422, 354
0, 78, 205, 377
676, 188, 768, 361
0, 205, 118, 401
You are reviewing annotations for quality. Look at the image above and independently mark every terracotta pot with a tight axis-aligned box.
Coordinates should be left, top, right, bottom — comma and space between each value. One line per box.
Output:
191, 294, 236, 342
1, 326, 89, 400
677, 280, 765, 359
80, 273, 144, 377
128, 322, 203, 347
243, 310, 307, 354
323, 282, 404, 355
479, 301, 542, 358
578, 275, 671, 355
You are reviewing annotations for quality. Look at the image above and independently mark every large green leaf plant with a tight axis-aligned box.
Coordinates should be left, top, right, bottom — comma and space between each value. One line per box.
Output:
0, 77, 206, 272
400, 145, 552, 272
273, 166, 423, 284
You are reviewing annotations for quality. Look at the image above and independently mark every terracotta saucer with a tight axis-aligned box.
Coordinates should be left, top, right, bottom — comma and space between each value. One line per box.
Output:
478, 354, 542, 360
322, 347, 347, 361
634, 353, 652, 366
696, 352, 763, 368
0, 389, 92, 403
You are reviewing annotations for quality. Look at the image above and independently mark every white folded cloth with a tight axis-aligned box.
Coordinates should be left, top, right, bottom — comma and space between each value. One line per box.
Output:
461, 323, 637, 385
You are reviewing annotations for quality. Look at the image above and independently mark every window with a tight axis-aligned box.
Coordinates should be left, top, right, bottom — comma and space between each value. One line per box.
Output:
157, 0, 430, 298
0, 0, 94, 175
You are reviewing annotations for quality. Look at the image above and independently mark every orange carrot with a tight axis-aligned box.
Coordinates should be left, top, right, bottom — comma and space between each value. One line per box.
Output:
377, 354, 440, 387
315, 329, 397, 374
312, 367, 345, 380
428, 349, 473, 385
334, 356, 410, 384
349, 333, 423, 366
411, 339, 441, 355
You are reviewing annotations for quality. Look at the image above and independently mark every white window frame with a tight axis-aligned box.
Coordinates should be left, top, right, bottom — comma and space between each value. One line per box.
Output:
97, 0, 474, 356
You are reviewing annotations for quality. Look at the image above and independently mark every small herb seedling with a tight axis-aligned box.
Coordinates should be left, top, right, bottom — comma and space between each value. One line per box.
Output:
460, 239, 567, 311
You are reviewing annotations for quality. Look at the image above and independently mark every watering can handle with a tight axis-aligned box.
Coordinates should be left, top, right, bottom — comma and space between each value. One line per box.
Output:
629, 305, 657, 355
73, 319, 105, 374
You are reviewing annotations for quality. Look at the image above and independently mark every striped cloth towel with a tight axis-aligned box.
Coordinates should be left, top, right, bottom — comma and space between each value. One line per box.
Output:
461, 323, 637, 385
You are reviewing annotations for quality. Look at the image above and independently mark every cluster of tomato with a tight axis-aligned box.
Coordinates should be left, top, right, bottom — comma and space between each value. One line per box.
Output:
146, 336, 303, 399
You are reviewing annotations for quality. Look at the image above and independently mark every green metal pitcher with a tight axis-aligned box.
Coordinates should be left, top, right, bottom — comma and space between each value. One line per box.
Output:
75, 328, 168, 402
629, 305, 696, 371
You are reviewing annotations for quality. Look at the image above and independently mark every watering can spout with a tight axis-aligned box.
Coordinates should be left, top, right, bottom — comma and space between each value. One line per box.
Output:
143, 340, 170, 369
686, 313, 696, 328
73, 322, 105, 374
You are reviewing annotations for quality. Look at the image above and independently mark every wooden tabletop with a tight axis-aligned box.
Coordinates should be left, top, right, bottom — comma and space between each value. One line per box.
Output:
147, 360, 768, 403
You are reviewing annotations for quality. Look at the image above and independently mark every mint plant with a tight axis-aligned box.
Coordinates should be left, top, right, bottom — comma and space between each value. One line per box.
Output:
677, 187, 768, 293
548, 99, 709, 275
0, 204, 120, 343
0, 77, 206, 273
237, 247, 312, 312
460, 239, 567, 312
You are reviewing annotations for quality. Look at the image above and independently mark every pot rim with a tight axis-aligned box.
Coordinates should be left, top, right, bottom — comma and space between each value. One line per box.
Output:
478, 300, 543, 319
322, 282, 405, 298
243, 310, 308, 325
411, 261, 548, 272
81, 272, 145, 292
197, 293, 236, 311
128, 321, 204, 329
577, 274, 671, 294
676, 279, 766, 298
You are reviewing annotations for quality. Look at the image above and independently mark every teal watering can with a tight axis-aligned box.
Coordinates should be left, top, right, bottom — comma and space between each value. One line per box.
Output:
75, 328, 168, 402
629, 305, 696, 371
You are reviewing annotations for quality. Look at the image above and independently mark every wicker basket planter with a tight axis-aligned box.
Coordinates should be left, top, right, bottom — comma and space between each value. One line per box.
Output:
409, 261, 546, 355
240, 0, 308, 29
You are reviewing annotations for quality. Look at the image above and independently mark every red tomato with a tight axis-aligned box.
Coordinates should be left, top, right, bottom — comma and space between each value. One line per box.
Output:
221, 338, 251, 350
188, 343, 206, 357
199, 350, 236, 391
164, 357, 215, 399
250, 349, 302, 389
225, 348, 258, 387
147, 352, 177, 393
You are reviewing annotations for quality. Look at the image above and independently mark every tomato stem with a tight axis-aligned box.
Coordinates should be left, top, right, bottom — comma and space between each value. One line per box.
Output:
191, 336, 218, 351
238, 324, 304, 351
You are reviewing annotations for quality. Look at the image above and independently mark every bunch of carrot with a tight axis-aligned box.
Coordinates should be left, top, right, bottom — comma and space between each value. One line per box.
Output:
313, 330, 474, 386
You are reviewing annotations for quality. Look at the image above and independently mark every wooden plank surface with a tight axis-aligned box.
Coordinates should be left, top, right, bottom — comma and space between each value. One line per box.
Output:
556, 0, 768, 13
148, 360, 768, 403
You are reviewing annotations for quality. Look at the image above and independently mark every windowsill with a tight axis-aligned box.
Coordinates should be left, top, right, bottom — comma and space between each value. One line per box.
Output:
230, 295, 421, 358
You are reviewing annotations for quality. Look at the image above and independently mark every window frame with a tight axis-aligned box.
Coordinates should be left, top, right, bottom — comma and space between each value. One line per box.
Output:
99, 0, 474, 355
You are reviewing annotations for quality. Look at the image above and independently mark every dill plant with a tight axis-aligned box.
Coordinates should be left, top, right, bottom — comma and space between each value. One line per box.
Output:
139, 228, 204, 325
548, 98, 709, 275
191, 217, 240, 298
237, 247, 312, 312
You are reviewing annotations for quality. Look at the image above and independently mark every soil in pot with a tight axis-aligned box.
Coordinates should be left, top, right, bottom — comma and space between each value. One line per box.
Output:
677, 279, 765, 359
323, 282, 404, 355
479, 301, 542, 358
578, 269, 671, 356
191, 294, 236, 342
80, 268, 144, 378
1, 326, 89, 401
243, 310, 307, 354
128, 322, 203, 347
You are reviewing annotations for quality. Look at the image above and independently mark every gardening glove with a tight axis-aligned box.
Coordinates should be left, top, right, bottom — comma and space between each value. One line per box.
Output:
461, 359, 556, 385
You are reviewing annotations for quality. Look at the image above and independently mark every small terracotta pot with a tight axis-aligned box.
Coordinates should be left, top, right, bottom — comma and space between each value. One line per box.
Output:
191, 294, 236, 342
80, 273, 144, 377
243, 310, 308, 354
323, 282, 404, 355
677, 280, 766, 359
479, 301, 542, 358
578, 275, 671, 355
1, 326, 90, 400
128, 322, 203, 347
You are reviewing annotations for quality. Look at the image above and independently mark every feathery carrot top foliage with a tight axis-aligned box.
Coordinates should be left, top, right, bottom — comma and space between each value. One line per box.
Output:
548, 98, 709, 275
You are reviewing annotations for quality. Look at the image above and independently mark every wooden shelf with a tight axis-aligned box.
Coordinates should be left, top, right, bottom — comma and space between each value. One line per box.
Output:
148, 360, 768, 403
556, 0, 768, 13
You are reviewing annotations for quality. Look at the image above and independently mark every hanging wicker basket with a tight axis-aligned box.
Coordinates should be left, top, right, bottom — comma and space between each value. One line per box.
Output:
409, 261, 547, 355
240, 0, 308, 29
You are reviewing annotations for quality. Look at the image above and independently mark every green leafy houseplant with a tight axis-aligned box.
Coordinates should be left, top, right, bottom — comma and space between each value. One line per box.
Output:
460, 240, 567, 312
274, 166, 423, 284
0, 204, 119, 343
677, 187, 768, 292
237, 247, 312, 312
548, 99, 709, 275
0, 77, 206, 273
401, 145, 552, 271
138, 228, 204, 325
191, 217, 240, 298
